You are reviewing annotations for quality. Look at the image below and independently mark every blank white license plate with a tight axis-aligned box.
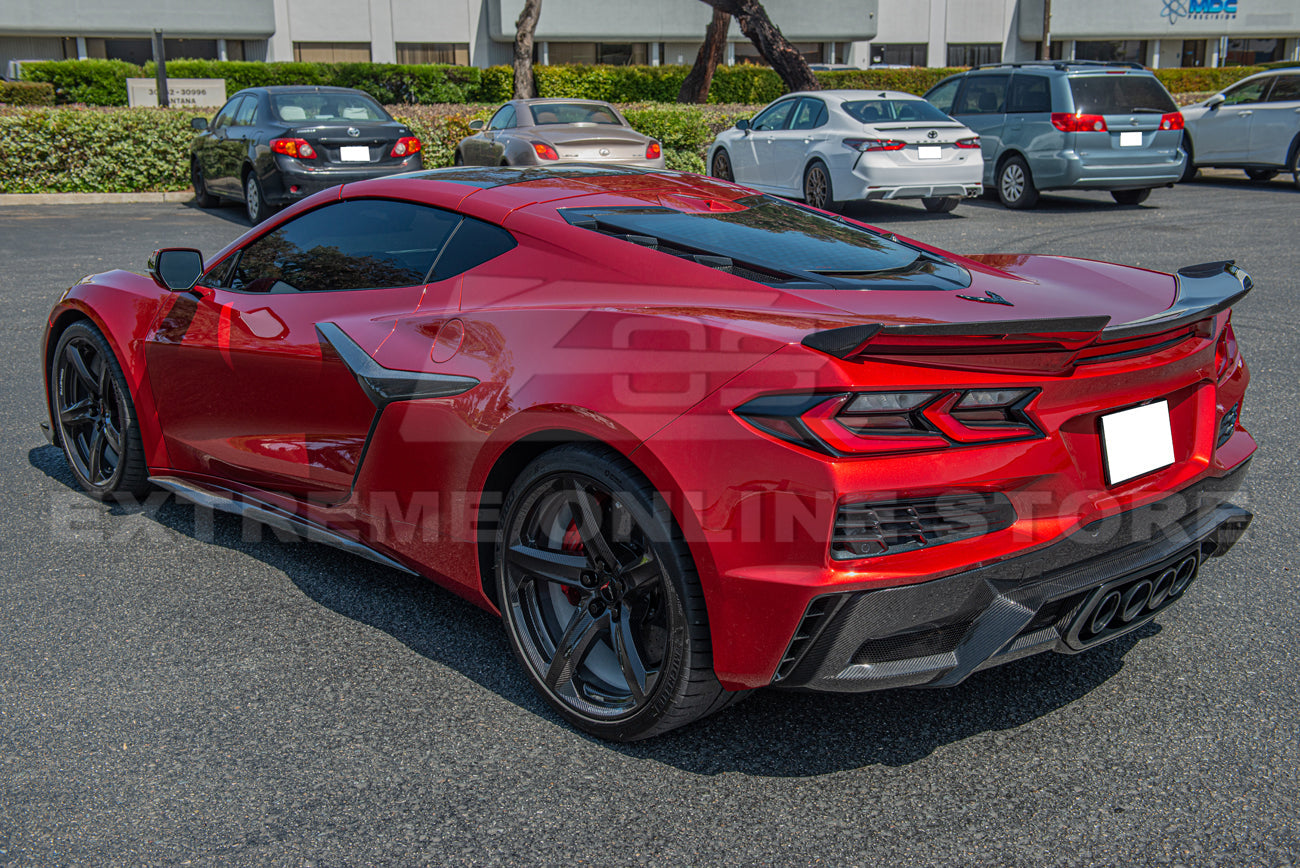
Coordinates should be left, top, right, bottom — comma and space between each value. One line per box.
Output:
917, 145, 942, 160
1119, 131, 1143, 147
1100, 400, 1175, 485
339, 145, 370, 162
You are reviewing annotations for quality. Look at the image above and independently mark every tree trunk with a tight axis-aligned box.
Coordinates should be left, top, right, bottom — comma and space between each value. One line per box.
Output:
678, 9, 731, 103
513, 0, 542, 100
698, 0, 819, 93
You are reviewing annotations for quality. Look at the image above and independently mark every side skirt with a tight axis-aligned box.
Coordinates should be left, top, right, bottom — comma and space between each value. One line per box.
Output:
150, 475, 418, 576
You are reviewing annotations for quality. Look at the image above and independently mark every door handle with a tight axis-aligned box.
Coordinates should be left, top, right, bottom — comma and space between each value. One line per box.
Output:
1239, 111, 1252, 117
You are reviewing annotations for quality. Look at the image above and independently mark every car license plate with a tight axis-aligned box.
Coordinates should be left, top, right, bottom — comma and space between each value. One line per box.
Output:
917, 145, 942, 160
339, 145, 370, 162
1099, 400, 1175, 485
1119, 131, 1142, 147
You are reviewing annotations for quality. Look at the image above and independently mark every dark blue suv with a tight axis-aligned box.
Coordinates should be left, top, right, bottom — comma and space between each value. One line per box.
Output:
925, 62, 1187, 209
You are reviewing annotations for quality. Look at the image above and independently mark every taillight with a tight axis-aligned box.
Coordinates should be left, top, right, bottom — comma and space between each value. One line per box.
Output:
1215, 319, 1239, 383
1159, 112, 1185, 131
645, 141, 661, 160
843, 138, 906, 152
734, 389, 1041, 456
271, 138, 316, 159
1050, 112, 1108, 133
391, 136, 422, 157
532, 141, 559, 161
955, 137, 981, 149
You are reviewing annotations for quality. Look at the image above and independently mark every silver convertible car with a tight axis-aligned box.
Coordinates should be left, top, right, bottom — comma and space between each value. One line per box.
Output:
707, 89, 984, 213
454, 99, 666, 169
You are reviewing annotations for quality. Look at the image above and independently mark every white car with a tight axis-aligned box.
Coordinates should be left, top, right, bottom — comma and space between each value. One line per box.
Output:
1181, 68, 1300, 188
707, 89, 984, 213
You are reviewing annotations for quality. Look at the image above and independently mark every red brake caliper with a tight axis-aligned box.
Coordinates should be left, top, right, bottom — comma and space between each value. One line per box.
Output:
561, 520, 585, 605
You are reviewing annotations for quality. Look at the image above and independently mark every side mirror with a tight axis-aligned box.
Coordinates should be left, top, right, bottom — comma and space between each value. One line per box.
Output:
469, 119, 485, 131
734, 118, 751, 131
149, 248, 205, 291
191, 116, 210, 131
1206, 93, 1226, 109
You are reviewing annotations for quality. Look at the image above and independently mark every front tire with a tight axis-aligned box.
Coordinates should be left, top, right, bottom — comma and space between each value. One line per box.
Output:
1245, 168, 1278, 182
1180, 136, 1199, 183
803, 160, 840, 212
495, 444, 734, 741
244, 171, 270, 225
49, 321, 150, 501
710, 149, 734, 182
1111, 188, 1152, 205
997, 156, 1038, 209
922, 196, 960, 213
191, 159, 219, 208
1290, 140, 1300, 190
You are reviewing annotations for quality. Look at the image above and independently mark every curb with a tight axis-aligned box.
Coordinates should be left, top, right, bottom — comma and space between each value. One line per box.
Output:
0, 190, 195, 206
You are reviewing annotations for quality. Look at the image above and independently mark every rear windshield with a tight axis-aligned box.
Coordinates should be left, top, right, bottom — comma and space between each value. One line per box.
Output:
271, 93, 391, 124
1068, 76, 1176, 115
530, 103, 622, 125
842, 99, 954, 124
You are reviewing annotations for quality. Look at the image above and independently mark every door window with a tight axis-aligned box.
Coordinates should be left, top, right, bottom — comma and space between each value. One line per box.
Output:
1008, 74, 1052, 113
488, 105, 516, 130
212, 96, 245, 130
229, 199, 464, 293
789, 98, 828, 130
234, 95, 258, 126
1264, 75, 1300, 103
751, 99, 796, 131
953, 75, 1009, 115
925, 77, 961, 114
1219, 78, 1270, 106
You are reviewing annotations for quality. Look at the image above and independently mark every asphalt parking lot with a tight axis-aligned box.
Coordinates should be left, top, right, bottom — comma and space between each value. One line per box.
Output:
2, 176, 1298, 866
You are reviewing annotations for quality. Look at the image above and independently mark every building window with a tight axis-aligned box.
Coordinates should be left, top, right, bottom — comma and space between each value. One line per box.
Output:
1181, 40, 1207, 67
293, 42, 372, 63
947, 44, 1002, 67
1224, 39, 1279, 66
735, 41, 826, 65
396, 43, 469, 65
540, 43, 648, 65
869, 44, 927, 67
1074, 40, 1148, 64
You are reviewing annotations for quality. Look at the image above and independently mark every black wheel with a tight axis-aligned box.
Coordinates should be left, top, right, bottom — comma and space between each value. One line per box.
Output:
997, 156, 1038, 209
496, 444, 736, 741
803, 160, 841, 212
922, 196, 960, 213
1245, 168, 1278, 182
1289, 141, 1300, 190
1111, 188, 1152, 205
244, 171, 270, 225
710, 149, 734, 182
453, 151, 464, 166
49, 321, 149, 501
191, 159, 219, 208
1180, 136, 1199, 183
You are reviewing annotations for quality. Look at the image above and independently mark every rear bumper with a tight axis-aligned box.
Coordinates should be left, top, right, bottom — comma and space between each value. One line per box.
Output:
831, 151, 984, 201
773, 460, 1251, 692
263, 154, 424, 204
1035, 149, 1186, 191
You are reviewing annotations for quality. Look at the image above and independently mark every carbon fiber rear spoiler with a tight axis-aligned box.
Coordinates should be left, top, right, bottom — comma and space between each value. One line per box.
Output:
800, 260, 1252, 362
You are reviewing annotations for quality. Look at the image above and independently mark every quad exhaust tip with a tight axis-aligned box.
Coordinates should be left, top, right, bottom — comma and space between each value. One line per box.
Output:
1068, 551, 1204, 649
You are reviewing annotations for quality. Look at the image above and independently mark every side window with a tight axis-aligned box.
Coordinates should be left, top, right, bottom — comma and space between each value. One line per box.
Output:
925, 77, 962, 114
213, 96, 245, 130
1008, 74, 1052, 113
431, 217, 517, 282
954, 75, 1009, 115
789, 98, 828, 131
1222, 78, 1270, 106
234, 96, 258, 126
488, 105, 516, 130
752, 99, 796, 132
1265, 75, 1300, 103
229, 199, 463, 293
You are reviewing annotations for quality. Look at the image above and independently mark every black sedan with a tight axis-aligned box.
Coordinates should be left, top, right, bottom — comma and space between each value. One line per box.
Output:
189, 86, 423, 224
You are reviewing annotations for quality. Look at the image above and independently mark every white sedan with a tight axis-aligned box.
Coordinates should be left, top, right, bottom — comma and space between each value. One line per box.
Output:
707, 89, 984, 213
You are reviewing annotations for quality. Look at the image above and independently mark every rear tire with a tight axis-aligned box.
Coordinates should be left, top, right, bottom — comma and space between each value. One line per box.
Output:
803, 160, 841, 213
453, 151, 465, 166
495, 444, 738, 741
922, 196, 960, 213
997, 156, 1038, 209
49, 321, 150, 501
244, 172, 270, 225
1111, 188, 1152, 205
1289, 141, 1300, 190
191, 160, 219, 208
1245, 168, 1278, 182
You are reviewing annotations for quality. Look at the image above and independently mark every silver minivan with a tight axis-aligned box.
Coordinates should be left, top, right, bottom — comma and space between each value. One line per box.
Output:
925, 62, 1187, 209
1181, 69, 1300, 188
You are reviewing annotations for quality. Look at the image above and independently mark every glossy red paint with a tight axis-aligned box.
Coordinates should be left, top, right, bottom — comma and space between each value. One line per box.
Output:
42, 168, 1255, 694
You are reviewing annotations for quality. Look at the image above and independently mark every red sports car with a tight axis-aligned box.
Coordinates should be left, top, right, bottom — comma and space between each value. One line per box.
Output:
42, 166, 1255, 741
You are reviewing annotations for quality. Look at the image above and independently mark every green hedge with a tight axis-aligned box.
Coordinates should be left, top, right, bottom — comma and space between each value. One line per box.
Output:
0, 108, 193, 193
0, 81, 55, 106
22, 58, 1255, 110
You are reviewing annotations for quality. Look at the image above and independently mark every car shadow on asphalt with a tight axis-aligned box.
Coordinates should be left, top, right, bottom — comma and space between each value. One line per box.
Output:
31, 443, 1154, 775
183, 197, 257, 228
